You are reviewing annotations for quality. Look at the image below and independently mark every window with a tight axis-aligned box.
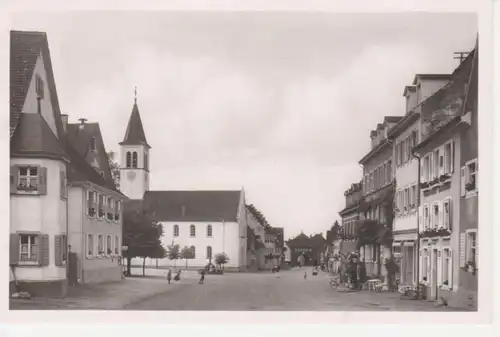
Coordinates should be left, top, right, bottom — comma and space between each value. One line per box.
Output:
106, 235, 112, 255
421, 249, 429, 282
173, 225, 179, 237
107, 197, 114, 221
432, 203, 439, 229
444, 142, 453, 174
207, 224, 212, 237
19, 234, 38, 263
423, 205, 429, 230
35, 74, 44, 99
190, 245, 196, 258
433, 149, 440, 179
207, 246, 212, 259
466, 159, 478, 192
98, 194, 105, 219
411, 185, 417, 208
126, 152, 132, 168
115, 236, 119, 254
132, 152, 138, 168
91, 137, 97, 152
18, 166, 38, 191
387, 160, 392, 182
442, 248, 451, 287
87, 191, 96, 217
97, 235, 104, 255
60, 235, 68, 264
443, 199, 452, 229
114, 200, 120, 221
190, 225, 196, 237
404, 188, 410, 211
99, 171, 105, 178
466, 230, 477, 265
87, 234, 94, 257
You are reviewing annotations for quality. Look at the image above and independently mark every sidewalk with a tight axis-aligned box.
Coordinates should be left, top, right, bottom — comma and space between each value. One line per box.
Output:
10, 268, 200, 310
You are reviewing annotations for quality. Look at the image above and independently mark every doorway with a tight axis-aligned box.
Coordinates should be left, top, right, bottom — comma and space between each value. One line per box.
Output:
430, 249, 438, 300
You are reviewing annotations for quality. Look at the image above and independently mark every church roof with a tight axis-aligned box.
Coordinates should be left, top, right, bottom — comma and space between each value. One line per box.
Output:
138, 190, 242, 222
10, 113, 68, 161
120, 102, 150, 148
10, 30, 65, 139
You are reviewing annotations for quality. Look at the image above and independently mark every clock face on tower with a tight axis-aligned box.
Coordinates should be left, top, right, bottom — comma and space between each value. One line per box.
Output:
127, 171, 136, 180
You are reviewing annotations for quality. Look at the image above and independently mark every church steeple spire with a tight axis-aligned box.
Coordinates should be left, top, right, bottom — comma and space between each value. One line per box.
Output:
120, 90, 150, 149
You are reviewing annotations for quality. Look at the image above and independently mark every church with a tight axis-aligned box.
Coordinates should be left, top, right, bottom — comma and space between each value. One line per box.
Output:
120, 96, 249, 271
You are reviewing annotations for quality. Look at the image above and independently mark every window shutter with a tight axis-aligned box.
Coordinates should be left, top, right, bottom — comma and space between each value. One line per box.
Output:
448, 200, 453, 231
438, 201, 443, 229
475, 238, 479, 271
448, 249, 453, 288
460, 166, 466, 196
437, 250, 442, 285
38, 167, 48, 195
459, 232, 466, 267
451, 141, 455, 173
10, 165, 18, 194
10, 233, 20, 265
418, 251, 422, 281
420, 158, 425, 182
418, 206, 423, 232
54, 235, 62, 266
38, 234, 49, 266
476, 161, 479, 191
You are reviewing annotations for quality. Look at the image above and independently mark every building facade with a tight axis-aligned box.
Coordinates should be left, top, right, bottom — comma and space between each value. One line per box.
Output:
358, 116, 401, 278
286, 233, 326, 267
414, 46, 477, 308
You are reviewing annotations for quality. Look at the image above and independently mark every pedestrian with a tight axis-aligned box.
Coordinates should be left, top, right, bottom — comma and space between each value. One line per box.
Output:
304, 271, 307, 280
174, 270, 181, 282
166, 269, 172, 284
199, 269, 205, 284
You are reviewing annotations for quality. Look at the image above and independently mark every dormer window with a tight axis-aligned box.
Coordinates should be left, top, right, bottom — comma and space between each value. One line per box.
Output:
35, 74, 44, 99
91, 137, 97, 152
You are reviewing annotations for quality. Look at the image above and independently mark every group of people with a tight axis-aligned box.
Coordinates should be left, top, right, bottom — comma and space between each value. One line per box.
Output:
165, 268, 206, 284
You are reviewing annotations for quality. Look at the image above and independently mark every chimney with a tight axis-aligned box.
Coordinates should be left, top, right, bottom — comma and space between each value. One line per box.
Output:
370, 130, 377, 148
403, 85, 418, 113
61, 114, 68, 133
78, 118, 87, 130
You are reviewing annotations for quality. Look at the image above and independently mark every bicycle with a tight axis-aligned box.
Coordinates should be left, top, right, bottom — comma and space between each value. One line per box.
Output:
329, 274, 352, 291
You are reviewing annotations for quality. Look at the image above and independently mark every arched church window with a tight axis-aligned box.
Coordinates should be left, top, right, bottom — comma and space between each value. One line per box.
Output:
132, 152, 138, 168
126, 152, 131, 168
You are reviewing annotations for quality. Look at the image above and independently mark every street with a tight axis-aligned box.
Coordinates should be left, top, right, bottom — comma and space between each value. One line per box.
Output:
123, 268, 457, 311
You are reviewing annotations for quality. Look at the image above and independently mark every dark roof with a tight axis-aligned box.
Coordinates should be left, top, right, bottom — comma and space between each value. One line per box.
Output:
140, 190, 242, 222
370, 130, 377, 138
10, 113, 68, 161
287, 232, 325, 247
412, 74, 452, 85
384, 116, 402, 123
66, 122, 116, 188
120, 102, 150, 148
387, 111, 420, 140
10, 31, 65, 139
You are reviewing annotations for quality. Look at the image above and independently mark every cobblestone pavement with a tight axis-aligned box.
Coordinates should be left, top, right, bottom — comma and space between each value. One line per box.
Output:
10, 267, 472, 311
123, 268, 468, 311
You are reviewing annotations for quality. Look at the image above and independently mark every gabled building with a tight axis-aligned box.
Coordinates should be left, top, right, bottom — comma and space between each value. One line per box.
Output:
413, 44, 478, 308
387, 74, 451, 286
9, 31, 126, 297
286, 232, 326, 267
358, 116, 401, 277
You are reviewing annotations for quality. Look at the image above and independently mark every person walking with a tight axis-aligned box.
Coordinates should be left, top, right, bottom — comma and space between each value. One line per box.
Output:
174, 269, 181, 282
166, 269, 172, 284
199, 269, 206, 284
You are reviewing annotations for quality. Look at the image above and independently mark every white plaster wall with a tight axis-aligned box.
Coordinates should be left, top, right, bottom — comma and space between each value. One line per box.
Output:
119, 145, 149, 200
10, 158, 67, 281
22, 54, 58, 138
154, 221, 242, 268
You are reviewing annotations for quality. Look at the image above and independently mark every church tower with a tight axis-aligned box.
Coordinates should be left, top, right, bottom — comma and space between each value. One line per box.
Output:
119, 92, 151, 200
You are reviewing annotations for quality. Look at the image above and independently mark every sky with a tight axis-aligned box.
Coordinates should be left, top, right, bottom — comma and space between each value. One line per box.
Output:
10, 11, 477, 239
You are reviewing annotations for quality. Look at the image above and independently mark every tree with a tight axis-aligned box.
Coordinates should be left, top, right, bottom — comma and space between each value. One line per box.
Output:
122, 207, 165, 276
180, 246, 195, 269
107, 151, 120, 190
166, 243, 181, 268
214, 252, 229, 271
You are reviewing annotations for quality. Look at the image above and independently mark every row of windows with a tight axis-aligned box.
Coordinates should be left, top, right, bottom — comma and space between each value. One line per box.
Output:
422, 140, 455, 183
125, 151, 148, 170
343, 220, 356, 238
422, 198, 453, 231
86, 190, 121, 222
363, 160, 392, 194
395, 130, 418, 167
395, 185, 418, 214
173, 224, 212, 238
87, 234, 120, 257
